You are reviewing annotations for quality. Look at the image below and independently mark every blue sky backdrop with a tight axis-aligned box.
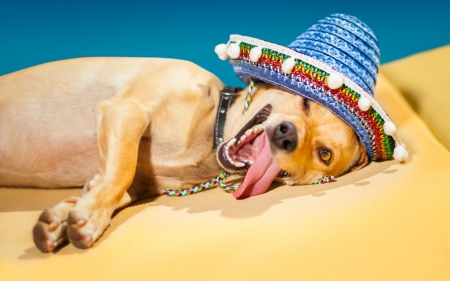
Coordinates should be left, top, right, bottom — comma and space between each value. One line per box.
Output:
1, 0, 449, 86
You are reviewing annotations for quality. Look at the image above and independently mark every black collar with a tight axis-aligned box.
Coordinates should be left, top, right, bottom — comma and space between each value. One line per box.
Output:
213, 86, 242, 149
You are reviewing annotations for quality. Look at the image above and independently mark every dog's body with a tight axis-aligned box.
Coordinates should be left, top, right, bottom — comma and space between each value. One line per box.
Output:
0, 58, 225, 190
0, 58, 367, 252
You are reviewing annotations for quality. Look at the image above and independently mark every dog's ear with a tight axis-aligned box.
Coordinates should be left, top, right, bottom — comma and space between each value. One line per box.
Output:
349, 140, 369, 172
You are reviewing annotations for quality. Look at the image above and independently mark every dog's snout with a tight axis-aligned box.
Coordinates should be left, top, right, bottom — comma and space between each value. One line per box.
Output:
272, 121, 298, 153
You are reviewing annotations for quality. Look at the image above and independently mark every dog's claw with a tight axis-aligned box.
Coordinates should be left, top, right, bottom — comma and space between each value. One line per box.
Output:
77, 218, 87, 227
64, 196, 79, 204
49, 220, 58, 230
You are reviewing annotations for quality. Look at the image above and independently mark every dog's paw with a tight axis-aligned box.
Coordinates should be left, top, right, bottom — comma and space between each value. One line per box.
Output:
67, 206, 112, 249
33, 209, 68, 253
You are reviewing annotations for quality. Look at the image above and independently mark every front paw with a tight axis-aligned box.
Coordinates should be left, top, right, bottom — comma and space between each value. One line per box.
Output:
67, 207, 111, 249
33, 209, 67, 253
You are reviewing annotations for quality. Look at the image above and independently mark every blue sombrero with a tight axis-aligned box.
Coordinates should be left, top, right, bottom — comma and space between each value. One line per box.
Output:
215, 13, 408, 162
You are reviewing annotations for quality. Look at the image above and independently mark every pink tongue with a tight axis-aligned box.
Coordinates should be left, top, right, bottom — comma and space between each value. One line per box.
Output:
233, 133, 282, 199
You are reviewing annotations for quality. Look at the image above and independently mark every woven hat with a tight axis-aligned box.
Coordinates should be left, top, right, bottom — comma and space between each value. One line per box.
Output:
215, 13, 408, 162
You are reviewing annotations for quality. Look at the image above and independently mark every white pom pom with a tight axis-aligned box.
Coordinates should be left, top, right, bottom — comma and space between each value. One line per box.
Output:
249, 46, 263, 63
328, 73, 344, 89
393, 144, 409, 162
383, 121, 397, 136
227, 43, 241, 59
281, 57, 296, 74
214, 43, 229, 60
358, 96, 371, 111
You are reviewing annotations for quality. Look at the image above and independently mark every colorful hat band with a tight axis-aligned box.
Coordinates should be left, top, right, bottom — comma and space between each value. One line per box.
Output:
215, 35, 408, 162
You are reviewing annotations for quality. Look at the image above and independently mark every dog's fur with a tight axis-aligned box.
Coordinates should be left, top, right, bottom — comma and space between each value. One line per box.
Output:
0, 58, 368, 252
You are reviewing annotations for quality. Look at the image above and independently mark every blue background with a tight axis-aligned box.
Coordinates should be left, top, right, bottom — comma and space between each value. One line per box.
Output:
1, 0, 449, 86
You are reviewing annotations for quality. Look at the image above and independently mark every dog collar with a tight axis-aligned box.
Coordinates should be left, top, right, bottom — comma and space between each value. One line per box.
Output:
213, 86, 242, 149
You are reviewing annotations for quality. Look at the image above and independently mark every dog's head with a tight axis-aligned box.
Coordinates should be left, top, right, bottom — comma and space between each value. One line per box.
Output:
215, 14, 409, 198
218, 84, 368, 198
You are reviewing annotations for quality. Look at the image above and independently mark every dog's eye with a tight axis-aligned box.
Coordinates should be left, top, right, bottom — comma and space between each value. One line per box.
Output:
319, 148, 332, 165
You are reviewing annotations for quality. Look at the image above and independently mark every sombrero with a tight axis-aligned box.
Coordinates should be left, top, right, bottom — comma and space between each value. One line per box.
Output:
215, 13, 408, 162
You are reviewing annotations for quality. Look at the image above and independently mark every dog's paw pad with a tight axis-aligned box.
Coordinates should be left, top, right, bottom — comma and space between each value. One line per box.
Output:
33, 209, 66, 253
37, 208, 56, 223
33, 222, 57, 252
33, 209, 64, 253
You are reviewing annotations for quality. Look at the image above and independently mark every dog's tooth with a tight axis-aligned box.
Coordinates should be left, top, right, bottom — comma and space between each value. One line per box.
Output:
226, 154, 233, 164
224, 147, 235, 164
226, 154, 236, 165
245, 129, 253, 136
254, 125, 263, 132
227, 138, 237, 147
235, 161, 245, 167
240, 135, 246, 142
248, 160, 255, 165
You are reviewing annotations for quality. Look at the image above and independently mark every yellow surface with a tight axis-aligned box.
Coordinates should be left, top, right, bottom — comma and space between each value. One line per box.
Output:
382, 45, 450, 150
1, 48, 450, 280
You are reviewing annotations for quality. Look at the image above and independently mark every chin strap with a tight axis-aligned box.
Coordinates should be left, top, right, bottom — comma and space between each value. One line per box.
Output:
163, 173, 336, 196
163, 171, 238, 196
313, 175, 335, 184
242, 78, 255, 116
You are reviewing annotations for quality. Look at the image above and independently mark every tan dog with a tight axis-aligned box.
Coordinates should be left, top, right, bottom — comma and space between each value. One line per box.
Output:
0, 58, 367, 252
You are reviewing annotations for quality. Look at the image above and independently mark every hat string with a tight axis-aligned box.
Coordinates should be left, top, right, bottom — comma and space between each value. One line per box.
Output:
163, 172, 335, 197
242, 78, 254, 116
163, 171, 238, 196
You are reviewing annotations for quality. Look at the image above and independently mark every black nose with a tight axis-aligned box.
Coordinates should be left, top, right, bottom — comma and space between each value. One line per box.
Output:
272, 121, 298, 152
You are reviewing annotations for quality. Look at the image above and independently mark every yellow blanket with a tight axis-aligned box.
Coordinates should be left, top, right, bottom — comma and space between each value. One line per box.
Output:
1, 47, 449, 281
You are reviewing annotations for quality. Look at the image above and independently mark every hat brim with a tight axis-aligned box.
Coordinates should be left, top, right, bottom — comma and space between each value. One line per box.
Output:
227, 35, 397, 160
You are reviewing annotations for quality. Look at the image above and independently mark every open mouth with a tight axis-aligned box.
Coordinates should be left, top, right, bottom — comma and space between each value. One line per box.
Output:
217, 104, 272, 171
216, 104, 290, 199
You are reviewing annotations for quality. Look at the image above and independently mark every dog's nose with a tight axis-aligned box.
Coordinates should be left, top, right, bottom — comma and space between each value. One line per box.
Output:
272, 121, 298, 152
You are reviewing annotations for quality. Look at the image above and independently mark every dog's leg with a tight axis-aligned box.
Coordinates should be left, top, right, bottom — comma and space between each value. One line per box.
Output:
66, 99, 150, 249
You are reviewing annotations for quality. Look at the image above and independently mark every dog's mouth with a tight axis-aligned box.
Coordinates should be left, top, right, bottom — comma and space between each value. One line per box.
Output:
217, 104, 290, 199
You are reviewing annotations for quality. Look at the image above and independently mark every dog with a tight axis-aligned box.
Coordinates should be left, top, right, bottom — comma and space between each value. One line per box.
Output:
0, 57, 368, 252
